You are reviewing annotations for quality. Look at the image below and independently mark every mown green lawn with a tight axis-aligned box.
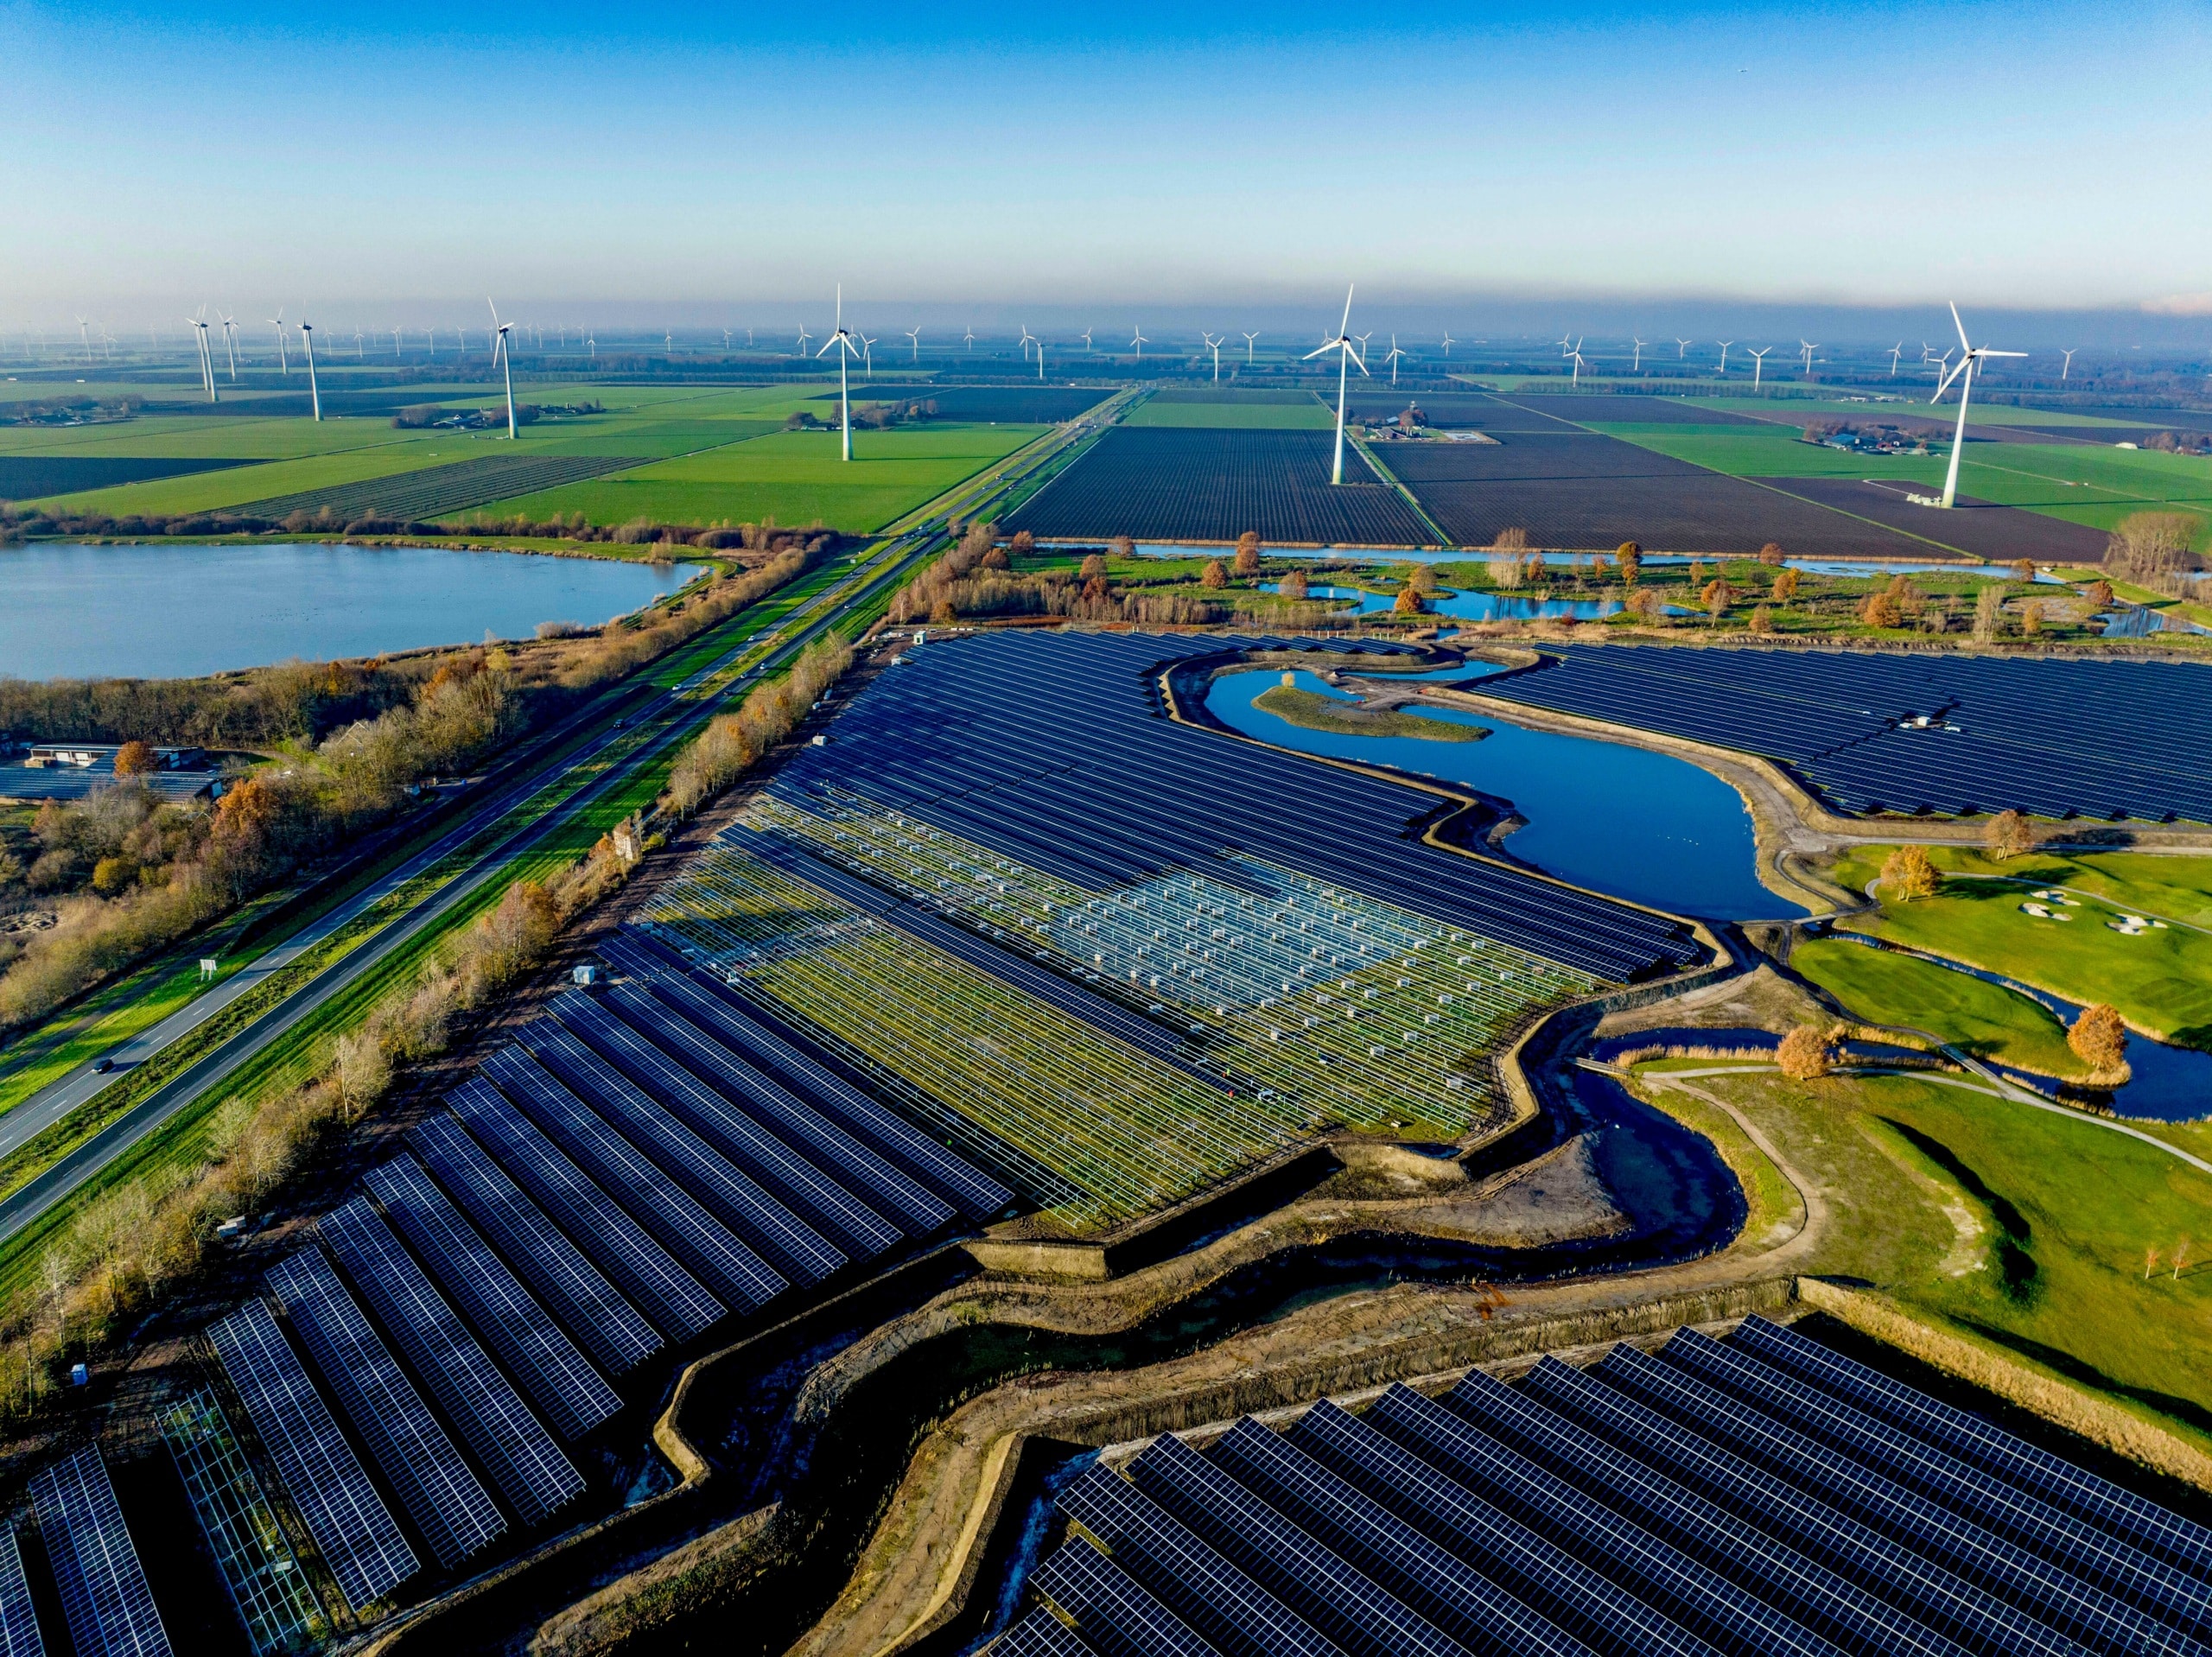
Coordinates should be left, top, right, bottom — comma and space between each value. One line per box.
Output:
1791, 936, 2088, 1078
481, 422, 1048, 532
1827, 845, 2212, 1045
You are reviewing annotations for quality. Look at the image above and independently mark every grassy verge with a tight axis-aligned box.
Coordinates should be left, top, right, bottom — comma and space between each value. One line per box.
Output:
1790, 936, 2088, 1079
1252, 684, 1486, 742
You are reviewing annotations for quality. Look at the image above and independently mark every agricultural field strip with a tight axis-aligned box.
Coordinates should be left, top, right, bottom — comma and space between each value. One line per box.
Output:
229, 453, 653, 521
748, 794, 1579, 1121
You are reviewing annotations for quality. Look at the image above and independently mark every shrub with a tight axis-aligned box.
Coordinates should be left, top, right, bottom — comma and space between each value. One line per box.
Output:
1860, 591, 1902, 628
1758, 542, 1786, 566
1777, 1025, 1834, 1080
1393, 587, 1424, 616
1201, 559, 1229, 589
2069, 1002, 2127, 1072
1748, 604, 1774, 635
1278, 569, 1309, 601
1771, 568, 1800, 604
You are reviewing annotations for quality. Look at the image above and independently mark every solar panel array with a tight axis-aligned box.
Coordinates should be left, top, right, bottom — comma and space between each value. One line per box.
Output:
755, 632, 1700, 982
0, 1531, 42, 1657
1021, 1316, 2212, 1657
28, 1445, 170, 1657
1476, 645, 2212, 822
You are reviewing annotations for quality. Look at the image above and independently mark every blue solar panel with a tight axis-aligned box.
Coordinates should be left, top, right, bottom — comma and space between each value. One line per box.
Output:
1029, 1536, 1220, 1657
995, 1603, 1104, 1657
1058, 1463, 1344, 1657
265, 1248, 505, 1570
481, 1046, 794, 1308
603, 931, 1014, 1217
540, 994, 901, 1260
416, 1101, 700, 1353
445, 1076, 736, 1336
364, 1155, 621, 1440
206, 1299, 417, 1611
28, 1444, 170, 1657
320, 1197, 586, 1527
0, 1529, 44, 1657
601, 979, 954, 1236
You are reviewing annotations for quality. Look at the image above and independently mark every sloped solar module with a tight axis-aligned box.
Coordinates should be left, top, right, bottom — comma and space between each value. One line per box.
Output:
205, 1299, 417, 1610
412, 1104, 687, 1357
1030, 1535, 1220, 1657
320, 1197, 585, 1527
0, 1530, 43, 1657
364, 1156, 621, 1439
265, 1248, 505, 1570
995, 1604, 1105, 1657
28, 1444, 170, 1657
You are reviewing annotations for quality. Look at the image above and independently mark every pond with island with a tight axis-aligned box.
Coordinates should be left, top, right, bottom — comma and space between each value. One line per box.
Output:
1, 541, 708, 679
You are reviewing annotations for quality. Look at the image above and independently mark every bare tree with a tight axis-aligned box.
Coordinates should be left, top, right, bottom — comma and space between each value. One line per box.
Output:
1974, 583, 2005, 641
1983, 809, 2038, 861
2106, 512, 2196, 580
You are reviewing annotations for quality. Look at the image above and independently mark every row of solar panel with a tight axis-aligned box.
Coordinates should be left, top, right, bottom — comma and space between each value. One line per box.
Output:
766, 632, 1701, 981
200, 955, 1010, 1615
1004, 1316, 2212, 1657
0, 1444, 168, 1657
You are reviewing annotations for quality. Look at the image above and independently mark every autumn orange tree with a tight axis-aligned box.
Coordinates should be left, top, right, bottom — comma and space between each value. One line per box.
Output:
1984, 809, 2037, 861
1616, 542, 1642, 585
1771, 568, 1800, 604
111, 740, 156, 777
2069, 1003, 2127, 1073
1758, 542, 1786, 566
1777, 1025, 1834, 1080
1279, 569, 1310, 600
1880, 843, 1938, 900
1393, 587, 1425, 616
1233, 531, 1262, 576
1201, 559, 1229, 589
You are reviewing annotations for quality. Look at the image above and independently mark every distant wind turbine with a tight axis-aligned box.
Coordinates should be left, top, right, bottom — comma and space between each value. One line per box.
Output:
353, 330, 365, 360
1675, 337, 1692, 359
1302, 284, 1368, 486
391, 326, 404, 359
1440, 330, 1455, 358
816, 285, 864, 462
795, 324, 813, 357
186, 309, 218, 403
1033, 335, 1046, 382
1243, 331, 1259, 364
75, 317, 92, 364
859, 332, 876, 379
1888, 342, 1905, 377
963, 325, 976, 351
1929, 302, 2024, 508
2061, 347, 2076, 380
1384, 333, 1405, 386
1555, 332, 1573, 355
1747, 346, 1771, 388
1717, 340, 1734, 375
487, 298, 518, 438
1568, 338, 1587, 386
1202, 331, 1223, 383
299, 318, 322, 421
219, 314, 239, 378
1799, 339, 1821, 378
1080, 327, 1094, 350
906, 327, 921, 362
1018, 325, 1037, 362
1130, 325, 1148, 364
1630, 337, 1645, 372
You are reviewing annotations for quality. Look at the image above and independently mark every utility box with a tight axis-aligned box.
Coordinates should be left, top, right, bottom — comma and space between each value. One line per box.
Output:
572, 963, 603, 987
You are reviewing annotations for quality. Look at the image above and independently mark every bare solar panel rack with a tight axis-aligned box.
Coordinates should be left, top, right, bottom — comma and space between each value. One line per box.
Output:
265, 1248, 505, 1570
441, 1081, 726, 1343
28, 1444, 171, 1657
478, 1048, 791, 1311
159, 1389, 325, 1656
320, 1197, 586, 1528
0, 1530, 43, 1657
364, 1154, 622, 1439
205, 1298, 418, 1610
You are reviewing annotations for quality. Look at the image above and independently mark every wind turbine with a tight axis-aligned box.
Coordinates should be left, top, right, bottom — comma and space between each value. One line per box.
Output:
1202, 331, 1223, 383
859, 332, 876, 379
1033, 334, 1046, 382
906, 327, 921, 362
1555, 332, 1573, 355
1568, 338, 1587, 385
487, 298, 518, 438
75, 317, 92, 364
219, 314, 240, 378
1440, 330, 1454, 358
270, 311, 291, 372
1888, 342, 1905, 377
1929, 302, 2024, 508
298, 318, 322, 420
963, 325, 975, 351
1243, 331, 1259, 364
391, 326, 404, 359
1799, 339, 1821, 378
1302, 284, 1368, 486
353, 330, 365, 360
1675, 337, 1692, 359
1630, 336, 1645, 371
795, 323, 813, 357
1080, 327, 1094, 350
1717, 340, 1733, 375
1384, 333, 1405, 386
185, 309, 218, 402
2061, 347, 2076, 380
425, 325, 435, 358
1130, 325, 1147, 364
1747, 346, 1772, 388
816, 285, 864, 462
1017, 325, 1037, 362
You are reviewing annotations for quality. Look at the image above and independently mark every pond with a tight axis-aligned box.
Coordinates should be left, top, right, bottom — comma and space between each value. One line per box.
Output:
1207, 667, 1805, 923
1262, 581, 1644, 623
0, 541, 707, 679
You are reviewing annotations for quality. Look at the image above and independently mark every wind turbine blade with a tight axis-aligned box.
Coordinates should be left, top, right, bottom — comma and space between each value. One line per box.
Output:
1338, 283, 1354, 336
1932, 358, 1968, 402
1302, 341, 1337, 361
1949, 301, 1972, 356
1347, 346, 1369, 376
487, 296, 501, 327
1982, 349, 2027, 359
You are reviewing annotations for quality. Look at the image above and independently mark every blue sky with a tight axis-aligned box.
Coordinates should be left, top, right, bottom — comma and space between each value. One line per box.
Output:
5, 0, 2211, 330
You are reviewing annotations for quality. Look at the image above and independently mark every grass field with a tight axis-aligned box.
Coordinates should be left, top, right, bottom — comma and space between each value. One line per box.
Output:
482, 422, 1047, 533
1641, 1061, 2212, 1454
1122, 400, 1332, 429
1827, 845, 2212, 1045
1791, 937, 2089, 1078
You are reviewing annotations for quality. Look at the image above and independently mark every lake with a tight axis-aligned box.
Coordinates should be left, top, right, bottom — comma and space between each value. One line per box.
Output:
1, 542, 706, 680
1208, 667, 1804, 923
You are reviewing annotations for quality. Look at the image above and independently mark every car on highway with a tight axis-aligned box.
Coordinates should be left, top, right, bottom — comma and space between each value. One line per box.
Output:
92, 1057, 116, 1074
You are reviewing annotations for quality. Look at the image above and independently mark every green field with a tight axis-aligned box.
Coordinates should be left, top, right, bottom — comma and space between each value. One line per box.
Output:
1122, 399, 1332, 429
482, 422, 1047, 533
1792, 937, 2089, 1078
1826, 845, 2212, 1046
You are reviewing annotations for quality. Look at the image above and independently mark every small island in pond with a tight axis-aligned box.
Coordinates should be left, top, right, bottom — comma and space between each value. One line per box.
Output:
1254, 683, 1488, 742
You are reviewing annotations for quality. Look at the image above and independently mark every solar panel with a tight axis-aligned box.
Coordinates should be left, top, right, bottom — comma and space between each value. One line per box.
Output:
1057, 1463, 1345, 1657
204, 1299, 417, 1611
1313, 1394, 1722, 1657
364, 1155, 621, 1439
480, 1046, 793, 1309
604, 934, 1013, 1216
1662, 1328, 2209, 1635
995, 1604, 1103, 1657
1731, 1316, 2212, 1579
601, 979, 953, 1236
539, 994, 900, 1260
28, 1444, 171, 1657
442, 1081, 727, 1343
265, 1248, 505, 1570
320, 1197, 586, 1527
1440, 1363, 1970, 1657
1205, 1418, 1596, 1657
157, 1388, 325, 1657
1125, 1431, 1470, 1657
1029, 1535, 1219, 1657
0, 1530, 43, 1657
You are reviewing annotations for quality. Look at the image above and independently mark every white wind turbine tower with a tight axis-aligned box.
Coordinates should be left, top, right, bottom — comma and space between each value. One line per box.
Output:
2061, 347, 2076, 380
186, 309, 218, 402
1675, 337, 1692, 359
1888, 342, 1905, 377
815, 286, 864, 462
1243, 331, 1259, 364
1747, 346, 1772, 388
1202, 331, 1224, 383
859, 332, 877, 379
1717, 340, 1733, 375
906, 327, 921, 362
1130, 325, 1148, 364
1630, 336, 1645, 371
1567, 338, 1587, 385
269, 311, 289, 373
487, 299, 518, 438
1929, 302, 2024, 509
298, 318, 323, 420
1384, 334, 1406, 386
219, 314, 239, 378
1033, 333, 1046, 382
1302, 284, 1368, 486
